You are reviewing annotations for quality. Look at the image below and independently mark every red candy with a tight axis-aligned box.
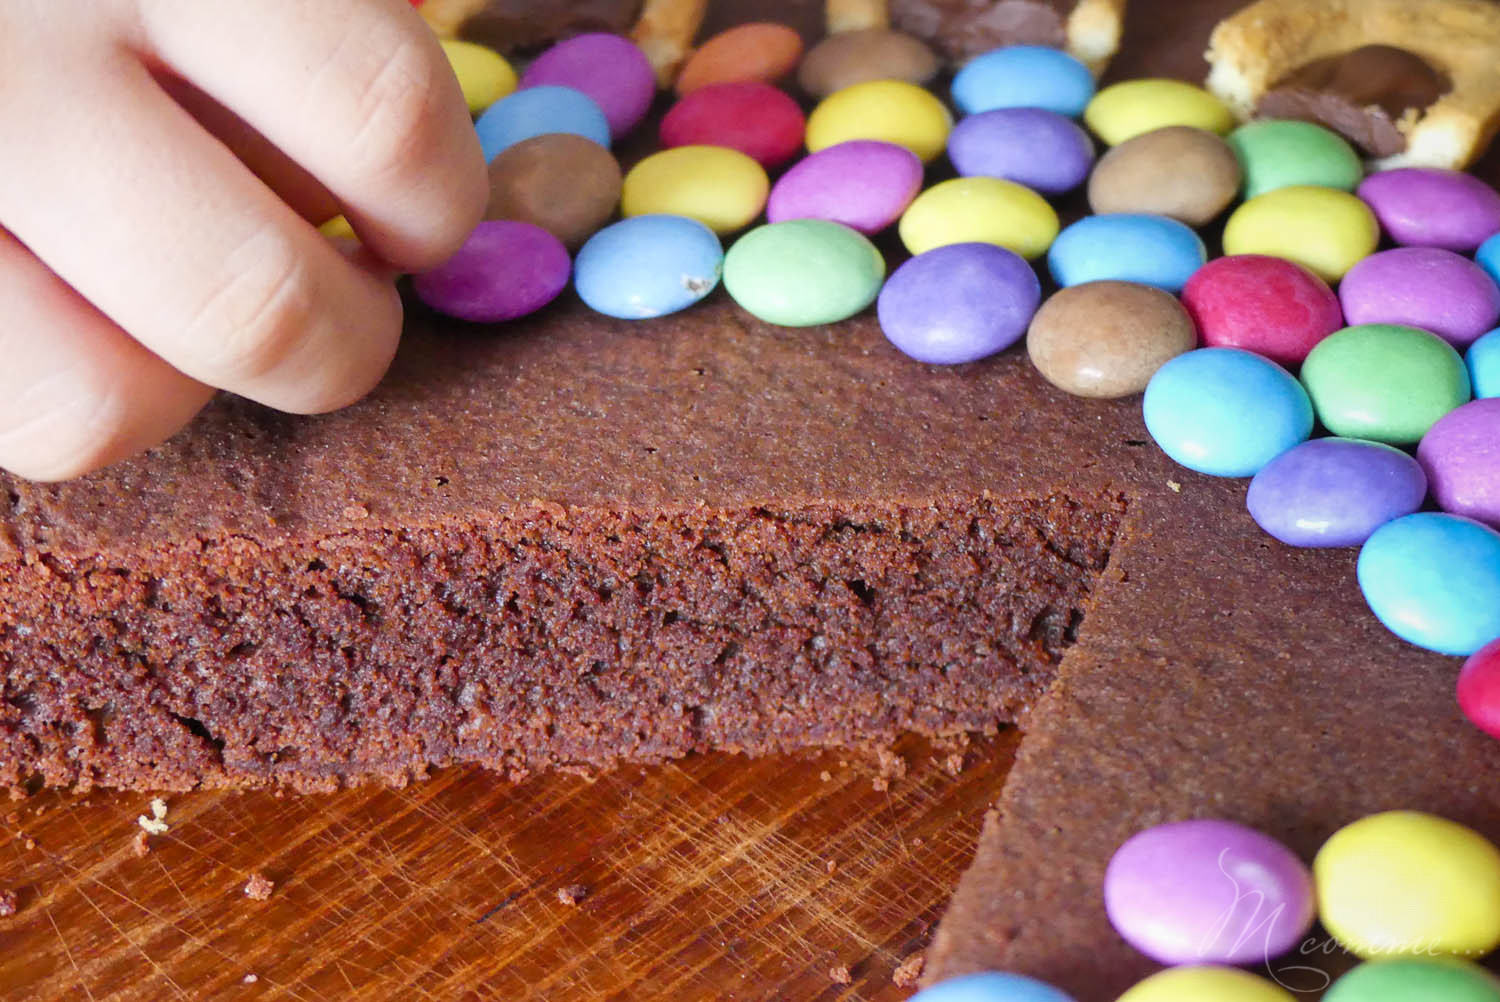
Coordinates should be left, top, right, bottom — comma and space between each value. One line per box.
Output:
1181, 254, 1344, 368
660, 81, 806, 169
1459, 637, 1500, 740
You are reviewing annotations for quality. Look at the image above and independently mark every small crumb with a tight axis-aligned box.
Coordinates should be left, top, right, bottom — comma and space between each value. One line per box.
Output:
912, 837, 925, 848
4, 811, 18, 825
943, 753, 966, 776
138, 815, 169, 836
341, 504, 370, 520
132, 831, 151, 858
0, 890, 17, 917
871, 776, 890, 792
1167, 480, 1182, 493
556, 884, 589, 906
892, 953, 925, 988
829, 965, 852, 985
23, 838, 35, 851
150, 798, 168, 820
825, 859, 837, 875
242, 974, 259, 985
819, 770, 832, 782
243, 873, 275, 901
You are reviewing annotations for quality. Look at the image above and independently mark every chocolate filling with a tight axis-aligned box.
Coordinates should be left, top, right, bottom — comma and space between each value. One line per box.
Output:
890, 0, 1079, 62
455, 0, 644, 53
1258, 44, 1451, 158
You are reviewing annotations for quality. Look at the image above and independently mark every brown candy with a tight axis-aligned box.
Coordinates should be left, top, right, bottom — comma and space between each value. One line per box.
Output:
797, 28, 940, 99
485, 134, 623, 249
1027, 281, 1197, 399
1087, 126, 1242, 227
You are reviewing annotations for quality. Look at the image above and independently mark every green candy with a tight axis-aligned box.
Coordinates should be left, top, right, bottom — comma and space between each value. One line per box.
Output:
1301, 324, 1471, 444
1325, 959, 1500, 1002
724, 220, 885, 327
1228, 119, 1364, 199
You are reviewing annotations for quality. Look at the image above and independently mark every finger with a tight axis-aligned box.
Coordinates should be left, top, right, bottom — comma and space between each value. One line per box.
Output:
139, 0, 487, 271
0, 229, 213, 482
0, 52, 403, 415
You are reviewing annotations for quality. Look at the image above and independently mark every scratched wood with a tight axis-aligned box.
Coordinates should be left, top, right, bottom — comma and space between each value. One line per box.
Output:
0, 732, 1019, 1000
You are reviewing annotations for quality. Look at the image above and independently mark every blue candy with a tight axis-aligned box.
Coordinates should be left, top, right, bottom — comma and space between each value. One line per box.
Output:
1478, 231, 1500, 288
878, 243, 1041, 364
1470, 328, 1500, 398
475, 85, 611, 162
574, 214, 724, 319
1143, 348, 1314, 477
1247, 438, 1428, 548
1048, 214, 1207, 292
950, 46, 1096, 118
947, 108, 1095, 195
912, 973, 1077, 1002
1358, 512, 1500, 656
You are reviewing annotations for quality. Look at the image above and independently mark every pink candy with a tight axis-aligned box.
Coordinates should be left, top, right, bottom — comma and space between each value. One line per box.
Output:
767, 140, 923, 235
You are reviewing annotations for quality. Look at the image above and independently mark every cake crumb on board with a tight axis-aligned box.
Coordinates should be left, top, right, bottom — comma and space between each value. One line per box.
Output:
132, 830, 151, 858
242, 974, 259, 985
556, 884, 589, 906
1167, 480, 1182, 492
829, 965, 852, 985
137, 798, 169, 836
0, 889, 18, 917
243, 873, 275, 901
892, 952, 925, 987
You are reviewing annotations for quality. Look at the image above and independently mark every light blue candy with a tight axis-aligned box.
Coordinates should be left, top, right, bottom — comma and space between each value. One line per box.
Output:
1478, 232, 1500, 288
912, 972, 1077, 1002
951, 46, 1095, 118
574, 214, 723, 319
1143, 348, 1314, 477
1357, 512, 1500, 655
475, 85, 611, 162
1048, 214, 1207, 293
1470, 328, 1500, 398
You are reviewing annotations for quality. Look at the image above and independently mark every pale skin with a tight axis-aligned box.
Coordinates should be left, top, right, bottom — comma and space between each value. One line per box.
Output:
0, 0, 487, 481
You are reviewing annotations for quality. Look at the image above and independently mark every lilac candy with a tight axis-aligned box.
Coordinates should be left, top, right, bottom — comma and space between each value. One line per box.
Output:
413, 221, 570, 323
947, 107, 1095, 195
1418, 398, 1500, 529
1104, 819, 1316, 967
519, 33, 656, 138
767, 140, 924, 234
1339, 247, 1500, 349
877, 243, 1041, 364
1357, 168, 1500, 251
1247, 437, 1428, 547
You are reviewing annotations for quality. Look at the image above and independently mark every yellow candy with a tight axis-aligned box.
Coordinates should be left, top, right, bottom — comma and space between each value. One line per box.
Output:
441, 39, 517, 115
621, 146, 769, 235
806, 80, 953, 163
899, 177, 1060, 260
1116, 967, 1296, 1002
1223, 185, 1378, 282
1315, 810, 1500, 961
1084, 79, 1235, 146
318, 215, 357, 241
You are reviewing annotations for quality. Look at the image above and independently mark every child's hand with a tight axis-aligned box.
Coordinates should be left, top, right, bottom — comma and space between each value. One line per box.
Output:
0, 0, 486, 480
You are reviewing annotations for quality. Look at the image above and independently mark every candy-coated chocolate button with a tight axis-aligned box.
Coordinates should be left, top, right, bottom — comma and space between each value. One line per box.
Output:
950, 45, 1095, 118
724, 220, 885, 327
440, 39, 517, 114
1340, 248, 1500, 349
675, 22, 803, 95
947, 108, 1094, 195
1418, 399, 1500, 528
1027, 282, 1196, 398
1359, 514, 1500, 655
1300, 324, 1471, 445
1248, 438, 1427, 548
899, 177, 1059, 260
1316, 811, 1500, 958
474, 85, 611, 162
1325, 959, 1500, 1002
767, 141, 923, 234
1084, 79, 1234, 146
1222, 186, 1378, 282
318, 215, 357, 242
1116, 967, 1295, 1002
797, 28, 940, 98
1181, 255, 1342, 367
621, 146, 769, 234
1087, 126, 1241, 227
660, 81, 806, 168
1358, 168, 1500, 251
1048, 214, 1206, 293
909, 972, 1076, 1002
1227, 119, 1363, 199
806, 80, 953, 164
1459, 638, 1500, 740
878, 243, 1041, 364
574, 215, 723, 319
518, 33, 654, 138
1143, 348, 1313, 477
485, 133, 622, 249
413, 221, 570, 323
1471, 328, 1500, 398
1104, 819, 1315, 966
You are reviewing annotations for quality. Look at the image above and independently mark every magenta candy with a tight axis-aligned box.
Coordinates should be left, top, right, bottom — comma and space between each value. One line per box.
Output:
1181, 255, 1342, 368
1418, 398, 1500, 529
660, 81, 807, 168
413, 220, 570, 323
1339, 247, 1500, 349
1357, 168, 1500, 251
519, 33, 655, 138
1459, 638, 1500, 740
1104, 818, 1316, 966
767, 140, 923, 234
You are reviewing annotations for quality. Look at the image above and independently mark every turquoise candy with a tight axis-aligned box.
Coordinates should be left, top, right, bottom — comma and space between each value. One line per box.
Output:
1048, 214, 1207, 293
1358, 512, 1500, 655
724, 219, 885, 326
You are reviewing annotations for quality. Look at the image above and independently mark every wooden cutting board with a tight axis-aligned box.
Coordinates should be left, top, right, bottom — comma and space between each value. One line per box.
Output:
0, 732, 1019, 1000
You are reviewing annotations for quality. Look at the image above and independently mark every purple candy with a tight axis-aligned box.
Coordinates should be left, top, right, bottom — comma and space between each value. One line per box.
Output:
1104, 819, 1317, 967
1339, 247, 1500, 349
1358, 168, 1500, 251
946, 107, 1095, 195
877, 243, 1040, 365
519, 33, 655, 138
767, 140, 924, 235
413, 221, 570, 323
1418, 398, 1500, 529
1247, 437, 1428, 548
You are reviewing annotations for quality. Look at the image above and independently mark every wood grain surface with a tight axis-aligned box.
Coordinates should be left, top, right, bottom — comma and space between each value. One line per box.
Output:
0, 733, 1020, 1000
